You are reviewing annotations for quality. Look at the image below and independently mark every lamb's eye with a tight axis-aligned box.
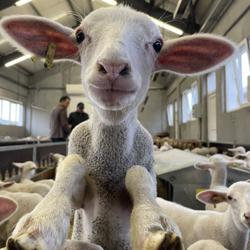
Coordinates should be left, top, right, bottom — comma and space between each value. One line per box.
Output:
76, 30, 85, 44
153, 39, 163, 53
227, 195, 233, 200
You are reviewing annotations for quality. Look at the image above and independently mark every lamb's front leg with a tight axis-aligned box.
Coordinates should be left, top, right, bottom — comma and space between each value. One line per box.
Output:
125, 166, 183, 250
6, 154, 86, 250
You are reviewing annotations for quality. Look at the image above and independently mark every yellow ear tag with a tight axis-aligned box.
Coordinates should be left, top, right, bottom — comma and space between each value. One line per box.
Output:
44, 43, 56, 69
31, 56, 38, 63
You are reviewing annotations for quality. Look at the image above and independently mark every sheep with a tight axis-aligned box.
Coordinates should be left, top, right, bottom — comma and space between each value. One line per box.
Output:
156, 180, 250, 250
0, 191, 42, 245
159, 142, 173, 152
12, 161, 37, 182
187, 240, 228, 250
0, 5, 236, 250
191, 147, 210, 156
12, 161, 54, 188
195, 156, 246, 212
228, 146, 246, 156
0, 180, 49, 197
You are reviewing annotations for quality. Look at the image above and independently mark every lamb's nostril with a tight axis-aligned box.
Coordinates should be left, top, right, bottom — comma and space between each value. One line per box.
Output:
244, 213, 250, 220
97, 64, 107, 74
7, 238, 24, 250
119, 65, 130, 76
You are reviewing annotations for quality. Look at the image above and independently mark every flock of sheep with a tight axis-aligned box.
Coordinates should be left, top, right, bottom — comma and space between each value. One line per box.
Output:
0, 147, 250, 249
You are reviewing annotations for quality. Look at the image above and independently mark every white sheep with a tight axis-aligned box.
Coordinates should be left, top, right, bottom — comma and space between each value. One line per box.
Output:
12, 161, 37, 182
159, 142, 173, 152
12, 161, 54, 188
0, 180, 49, 197
187, 240, 228, 250
228, 146, 246, 156
0, 5, 236, 250
157, 180, 250, 250
0, 191, 42, 244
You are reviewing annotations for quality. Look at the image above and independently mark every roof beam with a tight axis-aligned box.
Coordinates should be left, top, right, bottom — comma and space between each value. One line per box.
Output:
173, 0, 190, 19
116, 0, 199, 34
30, 2, 42, 16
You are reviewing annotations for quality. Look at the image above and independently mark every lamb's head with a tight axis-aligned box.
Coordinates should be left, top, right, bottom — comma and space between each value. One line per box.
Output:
197, 181, 250, 230
0, 5, 236, 123
13, 161, 37, 180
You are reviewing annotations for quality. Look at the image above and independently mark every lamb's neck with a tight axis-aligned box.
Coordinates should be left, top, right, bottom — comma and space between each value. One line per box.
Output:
210, 164, 227, 188
222, 208, 248, 250
91, 109, 139, 151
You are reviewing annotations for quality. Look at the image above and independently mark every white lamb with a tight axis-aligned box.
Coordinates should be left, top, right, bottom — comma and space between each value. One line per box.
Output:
13, 161, 54, 188
187, 240, 228, 250
228, 146, 246, 156
195, 156, 246, 211
0, 180, 49, 197
0, 5, 236, 250
156, 180, 250, 250
0, 191, 42, 244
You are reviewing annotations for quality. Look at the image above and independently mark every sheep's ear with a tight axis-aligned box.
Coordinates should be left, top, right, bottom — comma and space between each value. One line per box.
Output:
0, 181, 15, 188
0, 15, 79, 63
0, 196, 17, 225
12, 162, 24, 168
194, 162, 215, 170
196, 189, 228, 205
155, 34, 236, 76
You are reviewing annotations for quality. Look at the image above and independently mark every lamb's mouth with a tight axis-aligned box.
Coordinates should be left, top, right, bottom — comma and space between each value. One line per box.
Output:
89, 84, 136, 94
89, 84, 137, 103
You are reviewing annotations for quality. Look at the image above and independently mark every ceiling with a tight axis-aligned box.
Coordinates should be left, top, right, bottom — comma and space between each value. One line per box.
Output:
0, 0, 232, 77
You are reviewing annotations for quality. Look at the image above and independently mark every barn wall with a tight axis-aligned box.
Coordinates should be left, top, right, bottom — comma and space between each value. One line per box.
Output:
164, 0, 250, 144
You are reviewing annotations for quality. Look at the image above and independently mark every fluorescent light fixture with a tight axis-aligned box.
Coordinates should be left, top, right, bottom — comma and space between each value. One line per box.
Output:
5, 55, 31, 67
15, 0, 32, 6
101, 0, 117, 6
150, 16, 184, 36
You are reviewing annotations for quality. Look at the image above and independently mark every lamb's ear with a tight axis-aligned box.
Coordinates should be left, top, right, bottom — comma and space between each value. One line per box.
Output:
0, 196, 17, 225
155, 34, 236, 76
0, 15, 79, 63
194, 162, 215, 170
196, 189, 228, 205
12, 162, 24, 168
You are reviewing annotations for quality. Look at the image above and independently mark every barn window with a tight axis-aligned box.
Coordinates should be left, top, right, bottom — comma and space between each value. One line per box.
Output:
225, 41, 250, 112
0, 98, 23, 126
167, 103, 174, 126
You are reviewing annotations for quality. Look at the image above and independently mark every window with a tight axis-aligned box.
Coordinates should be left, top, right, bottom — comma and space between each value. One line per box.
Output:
0, 98, 23, 126
225, 41, 250, 112
207, 72, 216, 94
167, 103, 174, 126
182, 81, 199, 123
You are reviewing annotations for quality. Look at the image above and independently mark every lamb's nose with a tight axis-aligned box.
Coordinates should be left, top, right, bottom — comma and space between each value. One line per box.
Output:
244, 213, 250, 220
97, 61, 130, 80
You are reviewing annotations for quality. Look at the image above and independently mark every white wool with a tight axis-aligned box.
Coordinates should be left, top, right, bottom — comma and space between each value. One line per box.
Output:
157, 181, 250, 250
187, 240, 228, 250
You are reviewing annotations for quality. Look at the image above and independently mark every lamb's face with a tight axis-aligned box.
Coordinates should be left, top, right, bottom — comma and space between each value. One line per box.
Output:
76, 6, 162, 111
227, 182, 250, 229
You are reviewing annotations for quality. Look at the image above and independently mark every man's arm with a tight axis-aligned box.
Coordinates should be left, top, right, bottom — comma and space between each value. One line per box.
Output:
60, 109, 71, 135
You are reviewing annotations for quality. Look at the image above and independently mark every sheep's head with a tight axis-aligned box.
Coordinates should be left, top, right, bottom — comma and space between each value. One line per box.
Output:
13, 161, 37, 180
197, 181, 250, 230
0, 5, 236, 124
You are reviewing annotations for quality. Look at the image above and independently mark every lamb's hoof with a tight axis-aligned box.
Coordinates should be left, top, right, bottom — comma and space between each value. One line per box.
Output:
144, 231, 183, 250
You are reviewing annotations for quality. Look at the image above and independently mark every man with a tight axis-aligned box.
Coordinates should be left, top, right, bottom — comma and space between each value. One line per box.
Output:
68, 102, 89, 131
50, 96, 71, 142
